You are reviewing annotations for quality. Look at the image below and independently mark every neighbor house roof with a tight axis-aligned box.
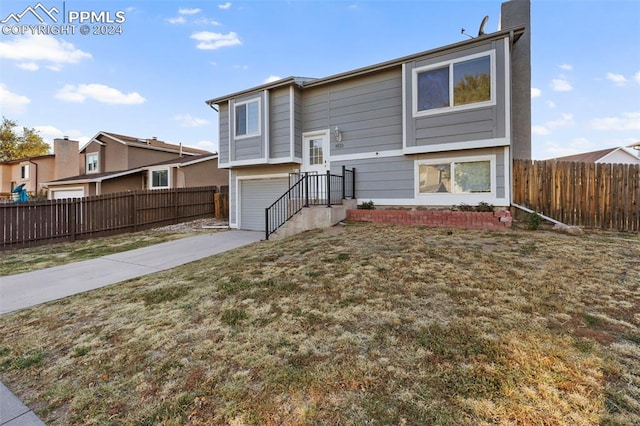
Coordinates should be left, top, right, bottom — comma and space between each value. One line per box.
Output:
205, 25, 526, 106
42, 154, 218, 186
549, 147, 640, 163
79, 131, 212, 156
0, 153, 54, 165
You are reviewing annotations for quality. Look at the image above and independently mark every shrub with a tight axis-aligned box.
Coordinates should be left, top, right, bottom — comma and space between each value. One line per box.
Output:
525, 211, 543, 230
358, 200, 375, 210
452, 202, 494, 212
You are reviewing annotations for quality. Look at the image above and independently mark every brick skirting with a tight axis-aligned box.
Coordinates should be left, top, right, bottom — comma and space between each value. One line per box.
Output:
346, 209, 512, 230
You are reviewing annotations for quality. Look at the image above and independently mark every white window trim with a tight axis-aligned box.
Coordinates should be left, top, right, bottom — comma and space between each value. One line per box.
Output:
412, 50, 496, 118
414, 154, 497, 205
234, 97, 261, 140
86, 152, 99, 174
20, 164, 29, 180
148, 167, 171, 190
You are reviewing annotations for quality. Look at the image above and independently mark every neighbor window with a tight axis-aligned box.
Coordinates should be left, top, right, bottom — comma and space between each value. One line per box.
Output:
20, 164, 29, 179
86, 153, 99, 173
418, 160, 491, 194
235, 99, 260, 137
415, 52, 493, 115
150, 169, 169, 189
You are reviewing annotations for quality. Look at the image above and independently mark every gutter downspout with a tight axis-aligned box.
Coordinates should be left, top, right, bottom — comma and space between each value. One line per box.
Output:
28, 159, 38, 196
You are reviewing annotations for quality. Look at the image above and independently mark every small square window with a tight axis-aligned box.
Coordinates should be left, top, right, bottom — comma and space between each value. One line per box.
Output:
235, 99, 260, 137
150, 169, 169, 189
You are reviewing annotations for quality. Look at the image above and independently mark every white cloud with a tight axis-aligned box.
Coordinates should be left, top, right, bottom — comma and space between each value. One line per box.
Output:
551, 78, 572, 92
531, 87, 542, 98
179, 8, 201, 15
263, 75, 282, 84
166, 16, 186, 24
0, 35, 91, 69
55, 83, 146, 105
34, 126, 91, 148
17, 62, 39, 71
543, 138, 596, 158
547, 100, 556, 109
193, 140, 217, 152
196, 18, 221, 26
532, 125, 550, 136
559, 64, 573, 71
606, 72, 627, 86
172, 114, 210, 127
547, 113, 575, 129
0, 84, 30, 114
635, 72, 640, 85
190, 31, 241, 50
590, 112, 640, 131
234, 65, 249, 70
219, 2, 232, 10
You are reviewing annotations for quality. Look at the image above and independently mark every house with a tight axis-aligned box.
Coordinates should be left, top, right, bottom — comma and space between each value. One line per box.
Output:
548, 147, 640, 165
0, 137, 79, 200
43, 131, 227, 199
206, 0, 530, 232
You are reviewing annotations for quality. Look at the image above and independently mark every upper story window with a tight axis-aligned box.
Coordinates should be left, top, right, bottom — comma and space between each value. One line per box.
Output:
149, 168, 170, 189
20, 164, 29, 179
235, 98, 260, 138
413, 51, 494, 116
86, 153, 99, 173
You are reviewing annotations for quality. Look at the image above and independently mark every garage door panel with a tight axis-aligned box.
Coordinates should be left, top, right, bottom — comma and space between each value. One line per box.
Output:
52, 189, 84, 200
240, 178, 288, 231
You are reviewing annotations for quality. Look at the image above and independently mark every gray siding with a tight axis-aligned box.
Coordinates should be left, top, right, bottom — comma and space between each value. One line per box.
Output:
294, 88, 303, 159
404, 39, 507, 149
229, 93, 266, 162
229, 169, 237, 224
332, 147, 507, 202
269, 87, 292, 159
303, 69, 403, 155
331, 156, 415, 200
219, 103, 229, 164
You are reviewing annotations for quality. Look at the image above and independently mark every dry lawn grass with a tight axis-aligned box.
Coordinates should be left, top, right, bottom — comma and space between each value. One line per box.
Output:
1, 219, 222, 276
0, 223, 639, 425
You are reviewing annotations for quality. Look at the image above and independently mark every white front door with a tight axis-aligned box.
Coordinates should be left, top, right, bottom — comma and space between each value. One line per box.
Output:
302, 131, 330, 202
302, 131, 329, 174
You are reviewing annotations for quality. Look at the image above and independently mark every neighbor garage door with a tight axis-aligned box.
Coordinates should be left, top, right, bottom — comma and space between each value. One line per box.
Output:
51, 189, 85, 199
239, 178, 289, 231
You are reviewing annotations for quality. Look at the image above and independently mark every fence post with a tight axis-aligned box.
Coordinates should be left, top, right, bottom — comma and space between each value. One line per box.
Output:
265, 208, 269, 241
326, 170, 331, 208
341, 165, 346, 200
69, 199, 77, 242
132, 191, 138, 232
351, 167, 356, 199
304, 173, 310, 207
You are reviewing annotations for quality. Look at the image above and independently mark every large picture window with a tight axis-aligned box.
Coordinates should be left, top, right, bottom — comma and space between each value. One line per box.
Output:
235, 99, 260, 138
414, 52, 493, 115
418, 159, 491, 194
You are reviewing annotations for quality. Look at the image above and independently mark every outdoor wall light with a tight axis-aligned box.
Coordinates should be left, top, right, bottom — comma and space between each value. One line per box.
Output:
333, 126, 342, 142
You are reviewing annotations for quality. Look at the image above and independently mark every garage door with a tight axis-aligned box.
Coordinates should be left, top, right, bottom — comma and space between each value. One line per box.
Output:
239, 178, 289, 231
52, 189, 85, 200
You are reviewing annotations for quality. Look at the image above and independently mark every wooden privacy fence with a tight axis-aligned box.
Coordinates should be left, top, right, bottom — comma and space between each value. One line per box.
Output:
1, 186, 224, 250
513, 160, 640, 232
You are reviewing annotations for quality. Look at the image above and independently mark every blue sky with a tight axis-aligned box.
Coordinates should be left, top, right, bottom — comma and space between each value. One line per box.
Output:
1, 0, 639, 159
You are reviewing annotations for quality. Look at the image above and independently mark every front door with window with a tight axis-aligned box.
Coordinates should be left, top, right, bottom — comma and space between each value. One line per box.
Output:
302, 132, 330, 202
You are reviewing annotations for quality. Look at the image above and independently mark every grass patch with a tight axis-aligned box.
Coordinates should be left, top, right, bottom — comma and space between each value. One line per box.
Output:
1, 224, 639, 424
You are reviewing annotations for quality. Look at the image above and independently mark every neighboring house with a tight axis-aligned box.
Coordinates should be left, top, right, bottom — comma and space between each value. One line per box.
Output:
206, 0, 531, 232
548, 147, 640, 165
43, 131, 225, 199
0, 137, 79, 200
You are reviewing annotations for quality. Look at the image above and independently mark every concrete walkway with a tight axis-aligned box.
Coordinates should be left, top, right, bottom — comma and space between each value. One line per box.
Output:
0, 230, 263, 425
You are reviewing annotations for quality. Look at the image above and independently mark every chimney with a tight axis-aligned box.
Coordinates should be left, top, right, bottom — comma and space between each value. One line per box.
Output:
53, 137, 80, 180
501, 0, 531, 160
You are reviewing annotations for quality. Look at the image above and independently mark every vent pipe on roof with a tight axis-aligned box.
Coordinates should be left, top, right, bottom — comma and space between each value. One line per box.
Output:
179, 143, 183, 157
151, 136, 157, 141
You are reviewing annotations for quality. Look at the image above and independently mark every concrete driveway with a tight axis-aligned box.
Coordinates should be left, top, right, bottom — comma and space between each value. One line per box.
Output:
0, 230, 262, 425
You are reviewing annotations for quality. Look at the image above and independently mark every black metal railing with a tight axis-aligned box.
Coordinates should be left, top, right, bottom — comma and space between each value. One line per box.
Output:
265, 166, 355, 240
